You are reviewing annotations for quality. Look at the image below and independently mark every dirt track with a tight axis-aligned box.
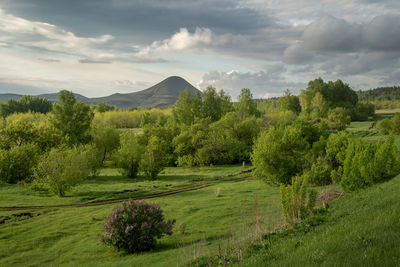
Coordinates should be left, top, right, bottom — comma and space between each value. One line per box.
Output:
0, 183, 211, 211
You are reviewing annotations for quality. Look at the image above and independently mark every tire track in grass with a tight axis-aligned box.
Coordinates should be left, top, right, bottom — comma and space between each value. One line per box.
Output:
0, 184, 211, 211
0, 168, 254, 211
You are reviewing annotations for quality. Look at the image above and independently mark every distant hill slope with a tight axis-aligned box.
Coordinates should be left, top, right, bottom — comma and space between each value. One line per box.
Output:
0, 92, 88, 103
86, 76, 201, 109
357, 86, 400, 102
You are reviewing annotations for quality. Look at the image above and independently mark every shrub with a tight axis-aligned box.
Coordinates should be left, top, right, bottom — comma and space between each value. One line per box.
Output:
340, 136, 399, 192
98, 199, 175, 253
252, 125, 309, 184
303, 157, 332, 185
377, 118, 392, 135
33, 147, 90, 197
0, 144, 39, 183
280, 176, 317, 226
140, 136, 167, 180
115, 132, 144, 178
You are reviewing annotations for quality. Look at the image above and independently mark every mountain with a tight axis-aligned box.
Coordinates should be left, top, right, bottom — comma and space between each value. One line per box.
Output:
86, 76, 200, 109
0, 76, 200, 109
0, 92, 88, 103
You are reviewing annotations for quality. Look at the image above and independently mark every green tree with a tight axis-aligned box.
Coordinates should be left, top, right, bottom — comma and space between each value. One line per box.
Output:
51, 91, 94, 146
252, 125, 309, 184
33, 147, 90, 197
140, 136, 167, 180
115, 132, 144, 178
172, 89, 202, 125
327, 107, 351, 130
201, 87, 232, 121
91, 124, 120, 165
236, 88, 260, 118
278, 89, 301, 114
0, 144, 39, 183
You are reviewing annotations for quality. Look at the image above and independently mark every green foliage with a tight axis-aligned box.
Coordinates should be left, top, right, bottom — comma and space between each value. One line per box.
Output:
351, 102, 375, 121
299, 78, 362, 120
341, 136, 399, 192
98, 199, 175, 254
95, 102, 116, 113
172, 89, 201, 125
235, 88, 260, 118
377, 118, 392, 135
280, 176, 317, 226
278, 89, 301, 114
33, 147, 90, 197
325, 131, 352, 169
115, 132, 144, 178
201, 87, 233, 122
84, 144, 104, 177
252, 125, 309, 184
0, 95, 52, 118
91, 124, 120, 165
51, 91, 94, 146
327, 107, 350, 130
0, 144, 39, 183
140, 136, 167, 180
302, 157, 332, 185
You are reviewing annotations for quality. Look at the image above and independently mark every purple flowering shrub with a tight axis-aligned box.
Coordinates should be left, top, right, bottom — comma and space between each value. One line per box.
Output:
98, 199, 175, 253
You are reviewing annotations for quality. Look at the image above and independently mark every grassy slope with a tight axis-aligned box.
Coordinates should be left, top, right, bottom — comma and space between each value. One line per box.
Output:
240, 174, 400, 267
0, 166, 282, 266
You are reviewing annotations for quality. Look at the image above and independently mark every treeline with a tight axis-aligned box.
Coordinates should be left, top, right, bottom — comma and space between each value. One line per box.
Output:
0, 95, 52, 117
0, 78, 384, 197
357, 86, 400, 110
357, 86, 400, 102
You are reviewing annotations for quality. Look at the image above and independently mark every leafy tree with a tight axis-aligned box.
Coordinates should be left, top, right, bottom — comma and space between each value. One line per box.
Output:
51, 91, 94, 146
340, 136, 399, 192
201, 87, 232, 121
140, 136, 167, 180
33, 147, 90, 197
236, 88, 260, 118
91, 124, 120, 165
0, 95, 52, 117
278, 89, 301, 114
0, 144, 39, 183
95, 102, 116, 113
302, 157, 332, 185
172, 89, 202, 125
252, 125, 309, 184
327, 107, 351, 130
377, 118, 392, 135
115, 132, 144, 178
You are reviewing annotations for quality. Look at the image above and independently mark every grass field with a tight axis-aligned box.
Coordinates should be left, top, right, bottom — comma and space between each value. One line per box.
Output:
0, 165, 284, 266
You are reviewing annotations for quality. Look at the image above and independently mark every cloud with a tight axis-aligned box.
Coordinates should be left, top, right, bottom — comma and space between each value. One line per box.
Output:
197, 67, 305, 99
0, 8, 168, 64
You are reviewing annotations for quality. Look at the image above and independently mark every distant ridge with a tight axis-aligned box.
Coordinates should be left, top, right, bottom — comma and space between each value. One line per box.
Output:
86, 76, 201, 109
0, 76, 201, 109
0, 92, 88, 103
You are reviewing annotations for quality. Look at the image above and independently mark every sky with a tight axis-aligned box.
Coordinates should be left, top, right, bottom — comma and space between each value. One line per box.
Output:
0, 0, 400, 99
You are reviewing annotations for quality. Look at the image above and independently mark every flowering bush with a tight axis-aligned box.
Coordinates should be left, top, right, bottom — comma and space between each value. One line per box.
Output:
98, 199, 175, 253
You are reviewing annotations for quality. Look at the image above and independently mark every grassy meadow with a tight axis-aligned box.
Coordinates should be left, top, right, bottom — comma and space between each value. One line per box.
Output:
0, 165, 284, 266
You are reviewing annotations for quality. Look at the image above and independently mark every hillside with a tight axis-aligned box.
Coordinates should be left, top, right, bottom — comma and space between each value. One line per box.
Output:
86, 76, 200, 109
0, 92, 88, 103
240, 174, 400, 266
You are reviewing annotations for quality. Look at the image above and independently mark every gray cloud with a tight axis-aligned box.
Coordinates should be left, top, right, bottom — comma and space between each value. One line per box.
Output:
197, 67, 305, 99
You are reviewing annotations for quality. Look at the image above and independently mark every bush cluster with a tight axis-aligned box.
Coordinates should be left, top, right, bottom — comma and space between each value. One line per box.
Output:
98, 199, 175, 253
280, 176, 317, 226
